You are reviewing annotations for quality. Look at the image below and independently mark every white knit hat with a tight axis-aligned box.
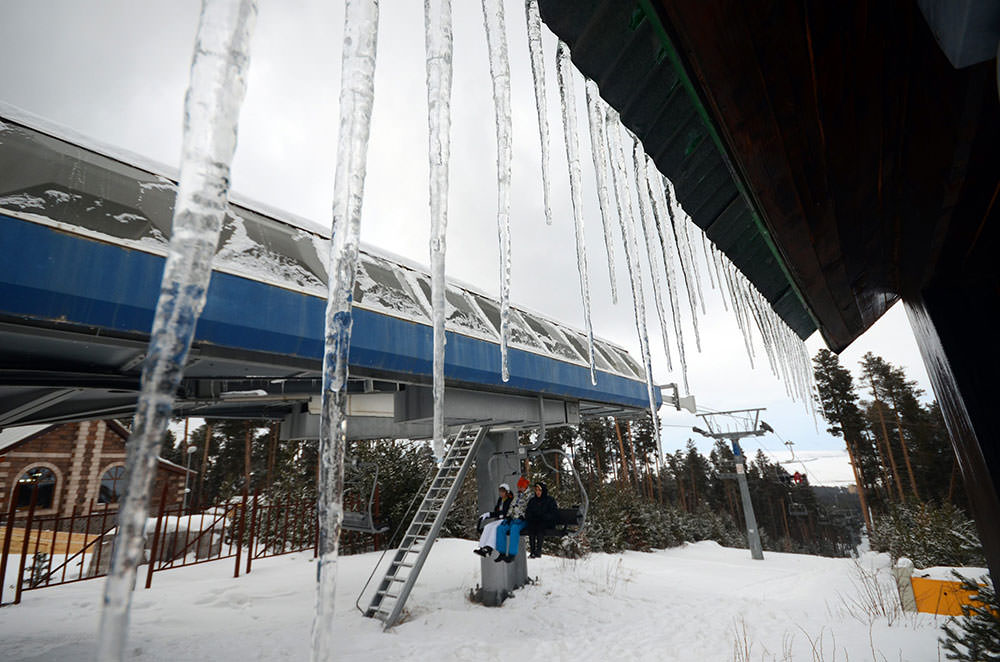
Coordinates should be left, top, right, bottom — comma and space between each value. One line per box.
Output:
499, 483, 510, 491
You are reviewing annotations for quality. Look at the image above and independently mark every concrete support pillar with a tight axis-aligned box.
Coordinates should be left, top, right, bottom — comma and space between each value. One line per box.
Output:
475, 430, 527, 606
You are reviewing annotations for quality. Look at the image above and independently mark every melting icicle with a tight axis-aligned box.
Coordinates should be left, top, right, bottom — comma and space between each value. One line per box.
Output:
584, 79, 619, 304
97, 1, 257, 659
711, 244, 729, 312
425, 0, 454, 462
312, 1, 379, 660
699, 229, 716, 292
723, 261, 755, 368
679, 208, 706, 314
555, 42, 597, 385
631, 137, 673, 373
481, 0, 513, 382
523, 0, 553, 226
661, 177, 702, 352
603, 116, 661, 448
645, 154, 689, 393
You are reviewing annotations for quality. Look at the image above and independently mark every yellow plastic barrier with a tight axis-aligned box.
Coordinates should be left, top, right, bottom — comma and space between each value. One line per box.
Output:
910, 576, 983, 616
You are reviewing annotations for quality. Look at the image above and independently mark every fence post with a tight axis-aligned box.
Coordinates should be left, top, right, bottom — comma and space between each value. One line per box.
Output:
14, 484, 39, 604
246, 487, 259, 575
145, 482, 169, 590
63, 505, 78, 584
233, 488, 248, 579
0, 483, 20, 605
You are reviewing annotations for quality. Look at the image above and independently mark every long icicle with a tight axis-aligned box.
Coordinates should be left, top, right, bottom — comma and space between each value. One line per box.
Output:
699, 228, 716, 292
585, 79, 619, 304
605, 116, 661, 450
524, 0, 553, 226
312, 1, 379, 659
97, 1, 257, 659
631, 136, 673, 373
646, 153, 689, 392
425, 0, 454, 462
662, 176, 702, 351
481, 0, 513, 382
679, 207, 706, 314
556, 42, 597, 385
723, 260, 755, 368
711, 244, 729, 311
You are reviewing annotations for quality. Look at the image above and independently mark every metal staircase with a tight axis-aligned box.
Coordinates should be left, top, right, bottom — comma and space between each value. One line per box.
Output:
364, 424, 488, 628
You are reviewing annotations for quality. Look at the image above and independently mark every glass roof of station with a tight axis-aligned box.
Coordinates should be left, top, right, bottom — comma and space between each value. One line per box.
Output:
0, 108, 647, 384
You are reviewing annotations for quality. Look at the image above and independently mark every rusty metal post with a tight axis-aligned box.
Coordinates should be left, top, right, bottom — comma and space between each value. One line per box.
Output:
0, 483, 21, 604
233, 487, 248, 578
80, 499, 94, 580
94, 500, 109, 578
246, 487, 259, 575
197, 423, 212, 509
62, 505, 78, 584
144, 482, 169, 590
14, 484, 39, 604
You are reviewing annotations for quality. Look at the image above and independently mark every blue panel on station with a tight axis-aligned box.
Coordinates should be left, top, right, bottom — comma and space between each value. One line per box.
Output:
0, 213, 657, 409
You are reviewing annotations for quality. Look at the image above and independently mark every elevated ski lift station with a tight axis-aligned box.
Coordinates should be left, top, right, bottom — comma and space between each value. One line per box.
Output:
0, 105, 663, 440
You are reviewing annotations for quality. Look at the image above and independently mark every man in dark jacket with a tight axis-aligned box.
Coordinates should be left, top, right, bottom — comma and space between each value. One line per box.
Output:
524, 482, 558, 558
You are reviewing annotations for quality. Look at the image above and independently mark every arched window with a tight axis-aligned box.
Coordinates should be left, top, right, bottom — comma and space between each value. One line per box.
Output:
99, 465, 126, 504
16, 467, 57, 510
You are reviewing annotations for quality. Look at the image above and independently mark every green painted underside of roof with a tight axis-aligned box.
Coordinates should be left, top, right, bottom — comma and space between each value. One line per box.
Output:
538, 0, 818, 341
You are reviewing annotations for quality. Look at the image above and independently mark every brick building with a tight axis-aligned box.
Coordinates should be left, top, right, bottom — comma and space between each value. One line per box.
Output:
0, 420, 192, 518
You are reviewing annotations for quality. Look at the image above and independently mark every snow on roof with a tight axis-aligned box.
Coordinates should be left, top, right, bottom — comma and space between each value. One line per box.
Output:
0, 424, 52, 454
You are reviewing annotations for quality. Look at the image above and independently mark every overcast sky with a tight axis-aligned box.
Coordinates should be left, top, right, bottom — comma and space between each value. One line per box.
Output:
0, 1, 936, 476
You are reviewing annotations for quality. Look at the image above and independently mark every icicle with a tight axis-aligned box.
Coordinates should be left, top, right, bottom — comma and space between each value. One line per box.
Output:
523, 0, 553, 226
481, 0, 513, 382
645, 153, 690, 393
661, 177, 702, 352
711, 244, 729, 312
679, 209, 707, 314
97, 2, 257, 659
425, 0, 454, 462
723, 261, 755, 368
584, 79, 619, 304
604, 116, 661, 448
631, 137, 673, 373
555, 42, 597, 385
699, 229, 716, 292
312, 1, 379, 660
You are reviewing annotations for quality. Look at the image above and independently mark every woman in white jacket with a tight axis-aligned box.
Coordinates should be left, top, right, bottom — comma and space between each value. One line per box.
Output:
473, 483, 513, 557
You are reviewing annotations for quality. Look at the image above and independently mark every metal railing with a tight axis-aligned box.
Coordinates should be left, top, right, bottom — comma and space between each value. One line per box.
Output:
0, 483, 379, 605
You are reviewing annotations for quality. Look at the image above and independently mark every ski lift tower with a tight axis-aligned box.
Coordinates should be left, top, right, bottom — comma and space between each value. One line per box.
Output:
692, 408, 773, 561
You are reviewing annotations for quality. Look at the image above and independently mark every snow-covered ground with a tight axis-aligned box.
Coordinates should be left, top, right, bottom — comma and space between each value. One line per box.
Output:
0, 539, 947, 661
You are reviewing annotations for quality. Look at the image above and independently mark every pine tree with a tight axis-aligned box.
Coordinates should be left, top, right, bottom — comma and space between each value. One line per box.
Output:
940, 573, 1000, 662
813, 349, 877, 531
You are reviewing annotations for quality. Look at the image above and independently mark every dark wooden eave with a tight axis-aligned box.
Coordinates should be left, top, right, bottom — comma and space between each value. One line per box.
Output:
540, 0, 1000, 352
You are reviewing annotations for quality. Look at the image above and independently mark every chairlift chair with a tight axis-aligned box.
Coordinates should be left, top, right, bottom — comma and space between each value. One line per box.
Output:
788, 502, 808, 517
341, 457, 390, 535
526, 448, 589, 538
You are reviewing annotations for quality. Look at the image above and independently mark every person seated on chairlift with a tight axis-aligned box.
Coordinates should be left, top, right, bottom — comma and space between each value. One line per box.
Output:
473, 482, 513, 557
493, 476, 531, 563
525, 481, 558, 558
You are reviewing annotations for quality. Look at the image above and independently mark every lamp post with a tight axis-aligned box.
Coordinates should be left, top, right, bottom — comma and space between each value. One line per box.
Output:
183, 445, 198, 512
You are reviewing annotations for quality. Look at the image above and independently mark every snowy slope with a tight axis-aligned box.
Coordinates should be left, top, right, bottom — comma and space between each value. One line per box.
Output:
0, 539, 946, 661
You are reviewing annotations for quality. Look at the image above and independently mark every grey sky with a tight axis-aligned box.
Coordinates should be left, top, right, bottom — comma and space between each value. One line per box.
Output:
0, 0, 934, 467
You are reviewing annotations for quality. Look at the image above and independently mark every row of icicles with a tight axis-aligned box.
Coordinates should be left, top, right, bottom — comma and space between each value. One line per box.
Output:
473, 0, 817, 460
96, 1, 817, 660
